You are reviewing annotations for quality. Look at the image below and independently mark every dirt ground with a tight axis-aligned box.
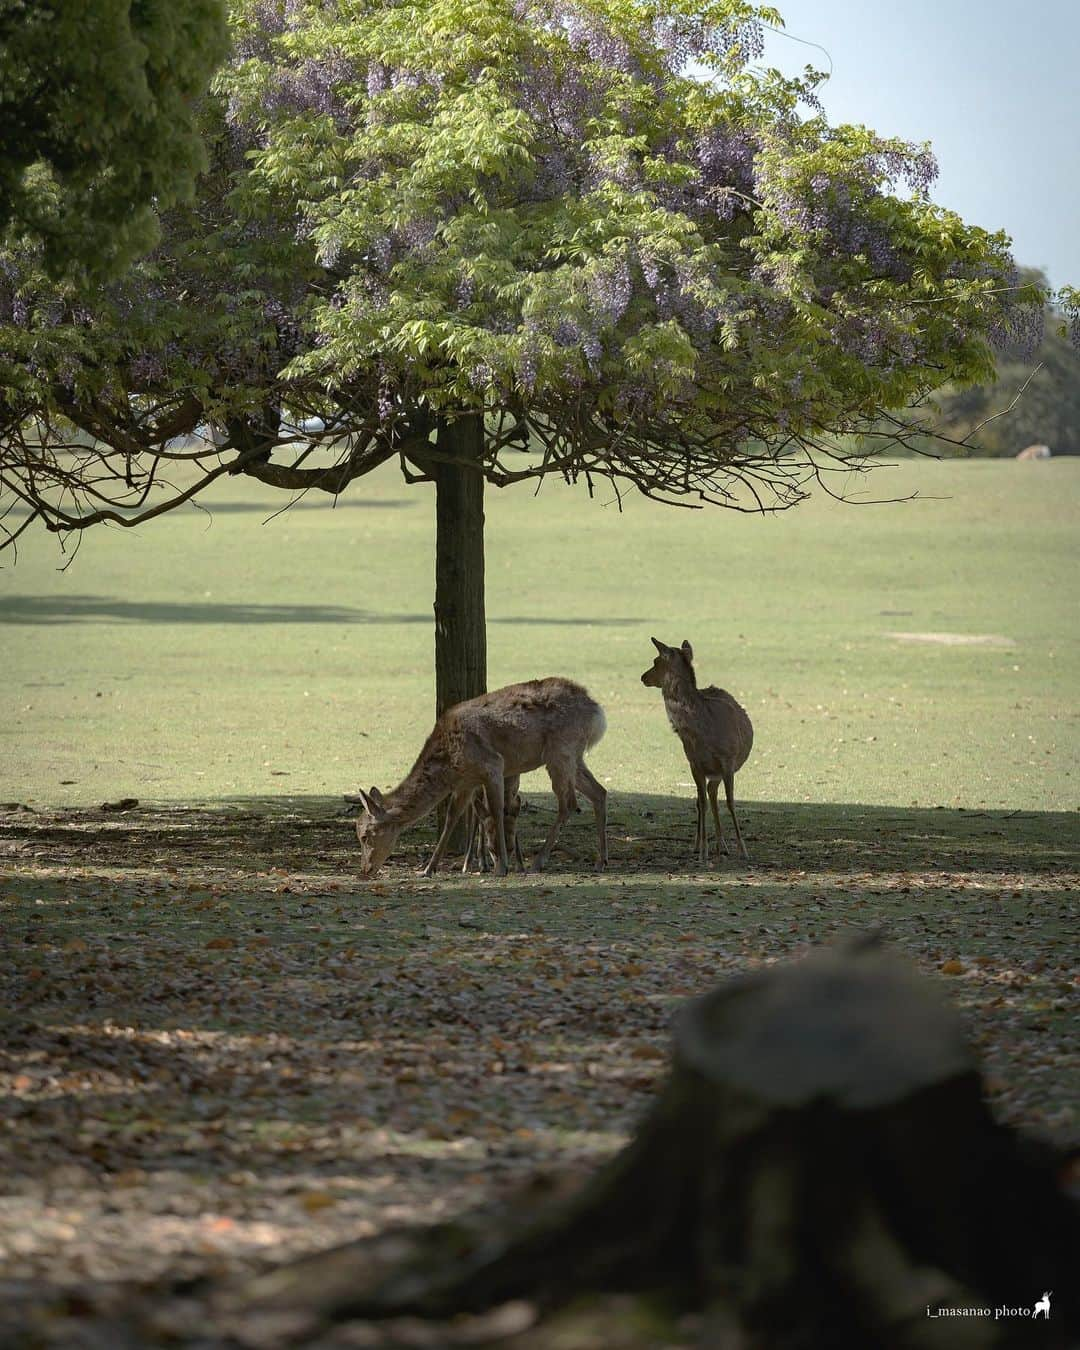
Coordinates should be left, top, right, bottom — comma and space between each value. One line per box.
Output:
1, 796, 1076, 1345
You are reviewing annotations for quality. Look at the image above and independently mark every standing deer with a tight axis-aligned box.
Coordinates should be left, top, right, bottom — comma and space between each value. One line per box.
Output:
353, 677, 607, 877
641, 637, 753, 863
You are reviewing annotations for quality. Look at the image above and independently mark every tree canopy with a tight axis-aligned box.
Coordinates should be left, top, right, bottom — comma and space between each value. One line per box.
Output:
0, 0, 229, 281
3, 0, 1058, 547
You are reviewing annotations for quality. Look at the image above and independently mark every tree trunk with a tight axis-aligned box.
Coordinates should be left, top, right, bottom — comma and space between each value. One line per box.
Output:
225, 404, 280, 467
433, 414, 487, 848
433, 413, 487, 716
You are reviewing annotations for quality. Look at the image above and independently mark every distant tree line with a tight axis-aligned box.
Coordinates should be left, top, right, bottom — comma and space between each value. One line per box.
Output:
913, 271, 1080, 457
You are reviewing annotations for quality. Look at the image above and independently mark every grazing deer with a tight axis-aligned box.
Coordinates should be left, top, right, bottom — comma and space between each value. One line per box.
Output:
353, 678, 607, 877
345, 780, 524, 872
463, 780, 525, 873
641, 637, 753, 863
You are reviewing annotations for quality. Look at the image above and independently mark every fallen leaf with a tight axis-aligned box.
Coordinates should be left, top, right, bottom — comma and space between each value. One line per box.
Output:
299, 1190, 336, 1213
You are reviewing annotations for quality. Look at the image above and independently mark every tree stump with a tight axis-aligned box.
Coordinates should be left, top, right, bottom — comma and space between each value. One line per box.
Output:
229, 939, 1078, 1347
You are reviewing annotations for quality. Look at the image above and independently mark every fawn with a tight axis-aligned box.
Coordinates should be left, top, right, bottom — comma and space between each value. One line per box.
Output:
353, 677, 607, 877
641, 637, 753, 863
463, 781, 525, 873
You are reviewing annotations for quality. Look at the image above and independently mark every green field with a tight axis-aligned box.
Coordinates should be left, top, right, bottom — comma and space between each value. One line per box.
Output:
3, 456, 1078, 811
0, 456, 1077, 1340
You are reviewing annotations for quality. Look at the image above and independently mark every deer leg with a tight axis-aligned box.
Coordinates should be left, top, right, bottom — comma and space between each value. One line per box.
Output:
707, 778, 730, 858
723, 770, 749, 861
693, 772, 708, 866
503, 775, 525, 872
462, 794, 481, 873
508, 799, 525, 871
423, 787, 473, 877
534, 764, 575, 871
575, 762, 608, 869
483, 801, 522, 871
474, 789, 495, 873
479, 819, 493, 872
480, 770, 508, 876
477, 778, 524, 872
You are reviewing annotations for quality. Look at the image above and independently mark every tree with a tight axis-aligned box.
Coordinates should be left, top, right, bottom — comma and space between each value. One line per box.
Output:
0, 0, 229, 281
0, 0, 1054, 719
924, 274, 1080, 457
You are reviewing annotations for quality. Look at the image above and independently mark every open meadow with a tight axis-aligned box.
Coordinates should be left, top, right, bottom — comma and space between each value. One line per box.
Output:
1, 455, 1078, 1342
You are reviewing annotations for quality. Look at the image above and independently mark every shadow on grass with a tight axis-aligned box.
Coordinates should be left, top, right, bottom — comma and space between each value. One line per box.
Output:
3, 794, 1077, 875
3, 496, 413, 517
2, 791, 1075, 1254
0, 595, 649, 627
224, 792, 1080, 875
183, 497, 413, 514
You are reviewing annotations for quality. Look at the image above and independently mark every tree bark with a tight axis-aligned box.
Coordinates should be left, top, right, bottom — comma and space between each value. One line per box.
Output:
433, 413, 487, 718
225, 404, 280, 468
433, 414, 487, 850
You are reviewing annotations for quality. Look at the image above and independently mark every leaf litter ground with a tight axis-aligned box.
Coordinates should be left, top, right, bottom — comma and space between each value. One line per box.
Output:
0, 794, 1076, 1344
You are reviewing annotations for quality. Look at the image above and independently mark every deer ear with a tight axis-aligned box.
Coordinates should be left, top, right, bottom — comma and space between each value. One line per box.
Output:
355, 787, 386, 818
681, 640, 694, 661
650, 636, 665, 653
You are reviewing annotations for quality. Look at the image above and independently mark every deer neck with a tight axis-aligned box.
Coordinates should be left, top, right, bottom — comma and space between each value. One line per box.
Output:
660, 668, 705, 743
384, 741, 455, 825
661, 665, 700, 710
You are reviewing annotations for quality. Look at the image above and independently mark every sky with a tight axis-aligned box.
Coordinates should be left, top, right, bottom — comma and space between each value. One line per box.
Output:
759, 0, 1079, 291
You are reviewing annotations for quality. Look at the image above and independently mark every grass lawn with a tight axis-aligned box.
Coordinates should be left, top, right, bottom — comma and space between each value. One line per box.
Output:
3, 455, 1078, 811
0, 456, 1077, 1341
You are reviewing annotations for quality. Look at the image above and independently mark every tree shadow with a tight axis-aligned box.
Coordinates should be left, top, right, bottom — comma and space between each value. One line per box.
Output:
0, 594, 648, 627
182, 497, 412, 514
2, 497, 412, 518
4, 795, 1076, 875
216, 793, 1080, 874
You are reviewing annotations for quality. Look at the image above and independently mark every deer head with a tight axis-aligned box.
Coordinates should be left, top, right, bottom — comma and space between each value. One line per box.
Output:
641, 636, 694, 687
354, 786, 401, 877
